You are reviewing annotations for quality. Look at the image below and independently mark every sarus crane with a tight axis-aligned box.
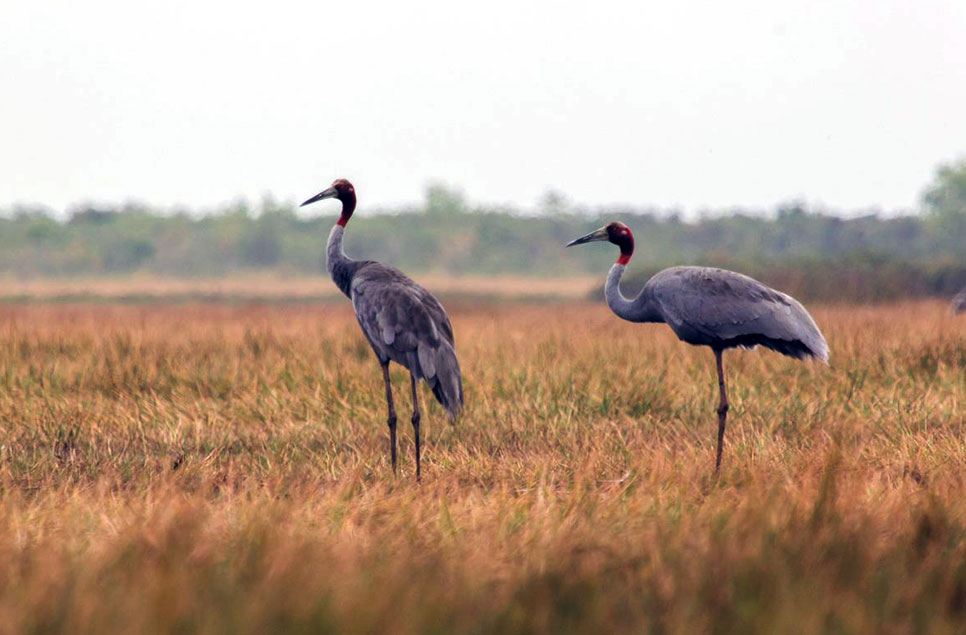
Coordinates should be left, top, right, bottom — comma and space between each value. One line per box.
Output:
568, 221, 828, 473
301, 179, 463, 480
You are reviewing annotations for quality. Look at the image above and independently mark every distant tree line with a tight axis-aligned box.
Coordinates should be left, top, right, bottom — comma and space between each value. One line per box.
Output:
2, 160, 965, 302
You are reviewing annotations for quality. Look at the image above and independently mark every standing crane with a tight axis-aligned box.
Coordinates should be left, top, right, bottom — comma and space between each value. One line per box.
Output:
301, 179, 463, 480
567, 222, 828, 473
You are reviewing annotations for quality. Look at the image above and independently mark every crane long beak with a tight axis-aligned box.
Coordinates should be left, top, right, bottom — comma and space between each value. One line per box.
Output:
300, 186, 339, 207
566, 227, 609, 247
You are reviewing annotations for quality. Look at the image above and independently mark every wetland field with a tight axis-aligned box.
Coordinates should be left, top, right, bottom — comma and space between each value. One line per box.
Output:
1, 298, 965, 633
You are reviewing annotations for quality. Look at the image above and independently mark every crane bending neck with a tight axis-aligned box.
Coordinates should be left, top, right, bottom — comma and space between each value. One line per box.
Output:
605, 263, 660, 323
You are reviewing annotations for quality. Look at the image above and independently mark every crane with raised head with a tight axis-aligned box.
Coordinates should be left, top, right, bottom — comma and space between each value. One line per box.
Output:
568, 221, 828, 473
301, 179, 463, 480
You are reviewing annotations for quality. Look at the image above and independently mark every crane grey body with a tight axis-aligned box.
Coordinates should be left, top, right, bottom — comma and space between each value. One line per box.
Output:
952, 288, 966, 314
305, 180, 463, 480
328, 224, 463, 413
569, 222, 828, 473
605, 264, 828, 361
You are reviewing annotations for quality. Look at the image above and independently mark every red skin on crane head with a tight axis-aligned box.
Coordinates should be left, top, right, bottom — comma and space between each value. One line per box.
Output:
606, 222, 634, 265
301, 178, 358, 226
331, 178, 357, 226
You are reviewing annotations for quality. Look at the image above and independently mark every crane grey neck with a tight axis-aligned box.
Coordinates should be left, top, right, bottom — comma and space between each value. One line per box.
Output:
605, 264, 661, 323
327, 224, 362, 298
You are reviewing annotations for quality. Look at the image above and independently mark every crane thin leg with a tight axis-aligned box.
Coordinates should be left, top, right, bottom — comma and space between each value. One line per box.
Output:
410, 372, 422, 481
714, 348, 729, 473
381, 363, 397, 473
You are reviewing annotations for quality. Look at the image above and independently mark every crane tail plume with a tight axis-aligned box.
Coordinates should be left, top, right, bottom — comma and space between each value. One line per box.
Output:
428, 340, 463, 421
732, 333, 829, 364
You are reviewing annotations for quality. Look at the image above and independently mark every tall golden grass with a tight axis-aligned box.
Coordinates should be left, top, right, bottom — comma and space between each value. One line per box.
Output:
0, 300, 965, 633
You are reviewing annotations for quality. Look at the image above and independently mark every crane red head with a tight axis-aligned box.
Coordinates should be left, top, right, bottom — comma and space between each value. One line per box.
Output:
566, 221, 635, 265
300, 178, 357, 226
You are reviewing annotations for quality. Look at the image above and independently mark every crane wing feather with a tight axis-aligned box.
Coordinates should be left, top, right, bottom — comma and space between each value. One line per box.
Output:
350, 263, 463, 417
647, 267, 829, 362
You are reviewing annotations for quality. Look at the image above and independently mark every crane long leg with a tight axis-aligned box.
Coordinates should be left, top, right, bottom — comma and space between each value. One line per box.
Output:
381, 363, 397, 473
410, 372, 422, 481
714, 348, 729, 473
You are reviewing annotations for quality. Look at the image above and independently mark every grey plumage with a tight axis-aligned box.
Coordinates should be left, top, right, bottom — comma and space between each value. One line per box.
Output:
303, 179, 462, 480
953, 288, 966, 314
568, 221, 828, 473
627, 266, 829, 362
350, 262, 464, 418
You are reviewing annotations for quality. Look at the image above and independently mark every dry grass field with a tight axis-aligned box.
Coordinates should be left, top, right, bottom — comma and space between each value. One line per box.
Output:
1, 299, 965, 634
0, 274, 599, 302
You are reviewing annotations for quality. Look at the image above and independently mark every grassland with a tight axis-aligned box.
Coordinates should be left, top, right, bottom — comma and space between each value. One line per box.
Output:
0, 299, 965, 634
0, 274, 599, 303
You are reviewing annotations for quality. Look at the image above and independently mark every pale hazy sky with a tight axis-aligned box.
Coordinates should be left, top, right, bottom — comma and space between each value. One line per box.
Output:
2, 0, 965, 215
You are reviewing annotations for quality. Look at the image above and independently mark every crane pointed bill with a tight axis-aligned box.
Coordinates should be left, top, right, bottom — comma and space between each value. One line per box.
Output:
300, 186, 338, 207
566, 227, 609, 247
